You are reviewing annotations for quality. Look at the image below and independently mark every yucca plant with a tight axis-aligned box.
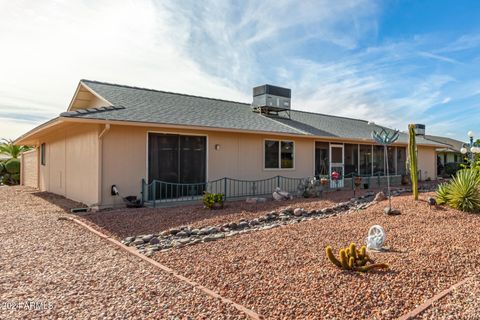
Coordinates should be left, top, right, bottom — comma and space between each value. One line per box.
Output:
436, 183, 451, 205
444, 169, 480, 212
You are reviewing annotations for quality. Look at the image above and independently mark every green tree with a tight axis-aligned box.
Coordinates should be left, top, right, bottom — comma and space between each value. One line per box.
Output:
0, 139, 31, 159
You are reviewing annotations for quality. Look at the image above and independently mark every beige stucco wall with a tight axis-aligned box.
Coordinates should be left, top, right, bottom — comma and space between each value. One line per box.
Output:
38, 123, 100, 205
20, 149, 38, 188
417, 146, 437, 180
100, 125, 315, 207
31, 121, 441, 207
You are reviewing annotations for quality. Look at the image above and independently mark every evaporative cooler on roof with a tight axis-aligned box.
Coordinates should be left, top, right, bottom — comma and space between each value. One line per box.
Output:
252, 84, 291, 118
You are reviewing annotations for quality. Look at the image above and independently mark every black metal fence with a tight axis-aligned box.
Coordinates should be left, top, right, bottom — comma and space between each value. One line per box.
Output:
141, 173, 402, 207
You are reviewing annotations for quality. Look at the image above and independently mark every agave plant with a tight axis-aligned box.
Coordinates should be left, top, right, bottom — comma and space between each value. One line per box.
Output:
435, 183, 451, 205
0, 139, 31, 159
442, 169, 480, 212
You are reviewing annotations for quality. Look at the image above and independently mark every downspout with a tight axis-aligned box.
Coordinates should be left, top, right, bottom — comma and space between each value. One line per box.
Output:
99, 123, 111, 139
95, 124, 110, 210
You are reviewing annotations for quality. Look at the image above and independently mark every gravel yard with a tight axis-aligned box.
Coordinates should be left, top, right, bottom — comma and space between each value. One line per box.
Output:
0, 187, 246, 319
418, 275, 480, 319
80, 188, 379, 239
3, 185, 477, 319
152, 192, 480, 319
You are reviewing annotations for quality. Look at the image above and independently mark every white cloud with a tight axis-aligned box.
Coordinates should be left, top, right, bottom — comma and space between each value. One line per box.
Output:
0, 0, 249, 139
441, 97, 451, 104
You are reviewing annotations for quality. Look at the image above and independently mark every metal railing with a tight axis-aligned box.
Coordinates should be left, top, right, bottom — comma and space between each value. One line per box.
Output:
141, 173, 403, 207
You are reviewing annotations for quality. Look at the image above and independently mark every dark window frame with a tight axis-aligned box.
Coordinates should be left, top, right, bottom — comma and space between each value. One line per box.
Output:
40, 143, 46, 166
264, 139, 295, 169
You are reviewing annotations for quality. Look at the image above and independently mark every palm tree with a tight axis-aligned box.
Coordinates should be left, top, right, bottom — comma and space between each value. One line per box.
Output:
0, 139, 31, 159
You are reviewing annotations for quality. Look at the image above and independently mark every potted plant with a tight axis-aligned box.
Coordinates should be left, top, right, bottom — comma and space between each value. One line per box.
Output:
331, 171, 340, 191
320, 177, 329, 186
354, 176, 362, 188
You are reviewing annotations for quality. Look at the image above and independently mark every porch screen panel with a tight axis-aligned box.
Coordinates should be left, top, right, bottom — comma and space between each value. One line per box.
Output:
344, 144, 358, 176
387, 146, 395, 174
331, 146, 343, 163
179, 136, 206, 183
148, 133, 179, 183
397, 147, 407, 175
360, 145, 372, 176
373, 145, 385, 175
315, 142, 329, 176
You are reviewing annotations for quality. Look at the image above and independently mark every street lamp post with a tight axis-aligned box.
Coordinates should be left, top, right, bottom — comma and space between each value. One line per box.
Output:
460, 131, 480, 167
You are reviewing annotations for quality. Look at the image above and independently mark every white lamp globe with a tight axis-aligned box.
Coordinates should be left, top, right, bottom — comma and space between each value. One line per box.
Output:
468, 131, 475, 138
472, 146, 480, 153
460, 147, 468, 154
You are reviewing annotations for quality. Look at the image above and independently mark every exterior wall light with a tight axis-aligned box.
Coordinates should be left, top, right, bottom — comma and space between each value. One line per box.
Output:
214, 144, 221, 151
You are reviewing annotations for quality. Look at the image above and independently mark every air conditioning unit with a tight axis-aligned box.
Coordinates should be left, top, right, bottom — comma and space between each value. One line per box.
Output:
252, 84, 291, 110
414, 124, 426, 136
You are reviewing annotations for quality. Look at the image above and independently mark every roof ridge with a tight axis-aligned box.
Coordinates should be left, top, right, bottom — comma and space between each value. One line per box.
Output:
425, 134, 465, 144
80, 79, 252, 106
290, 109, 370, 123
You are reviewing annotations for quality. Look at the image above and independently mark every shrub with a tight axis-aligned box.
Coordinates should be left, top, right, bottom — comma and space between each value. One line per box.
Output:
444, 162, 461, 177
436, 169, 480, 212
5, 158, 20, 174
0, 161, 5, 174
203, 192, 224, 209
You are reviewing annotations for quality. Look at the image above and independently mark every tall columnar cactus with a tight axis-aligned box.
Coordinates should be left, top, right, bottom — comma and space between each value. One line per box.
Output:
325, 243, 389, 272
408, 124, 419, 200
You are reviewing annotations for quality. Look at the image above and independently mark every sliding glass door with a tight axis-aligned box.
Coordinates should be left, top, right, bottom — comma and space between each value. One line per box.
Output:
148, 133, 206, 198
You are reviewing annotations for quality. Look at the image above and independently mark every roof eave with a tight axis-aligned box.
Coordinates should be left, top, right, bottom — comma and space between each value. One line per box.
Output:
14, 117, 62, 146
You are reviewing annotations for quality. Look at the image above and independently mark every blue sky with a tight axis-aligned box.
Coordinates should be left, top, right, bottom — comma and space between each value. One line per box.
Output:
0, 0, 479, 141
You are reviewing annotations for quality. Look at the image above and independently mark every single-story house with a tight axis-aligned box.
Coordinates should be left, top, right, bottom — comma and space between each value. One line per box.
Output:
424, 135, 465, 176
16, 80, 449, 208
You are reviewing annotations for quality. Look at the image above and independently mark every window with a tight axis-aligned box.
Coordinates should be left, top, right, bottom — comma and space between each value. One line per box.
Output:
359, 145, 372, 176
344, 144, 358, 176
264, 140, 294, 169
40, 143, 46, 166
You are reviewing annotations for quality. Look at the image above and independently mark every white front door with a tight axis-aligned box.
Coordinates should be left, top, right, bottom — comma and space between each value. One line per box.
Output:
330, 144, 344, 188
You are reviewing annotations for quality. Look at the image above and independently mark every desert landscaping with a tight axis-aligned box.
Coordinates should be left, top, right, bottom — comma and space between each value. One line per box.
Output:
2, 183, 480, 319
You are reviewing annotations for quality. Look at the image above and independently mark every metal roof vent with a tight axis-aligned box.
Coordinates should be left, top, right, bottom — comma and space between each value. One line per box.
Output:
252, 84, 291, 117
414, 124, 426, 136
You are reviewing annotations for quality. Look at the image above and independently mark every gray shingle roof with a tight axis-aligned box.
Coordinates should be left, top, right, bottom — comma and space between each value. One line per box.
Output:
67, 80, 304, 135
61, 80, 446, 147
424, 135, 465, 151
